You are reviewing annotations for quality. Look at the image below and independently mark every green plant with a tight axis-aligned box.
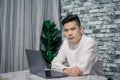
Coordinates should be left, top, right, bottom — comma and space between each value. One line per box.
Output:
40, 20, 62, 68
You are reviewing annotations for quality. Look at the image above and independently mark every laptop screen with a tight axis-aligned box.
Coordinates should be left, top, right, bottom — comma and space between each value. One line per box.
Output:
26, 49, 67, 79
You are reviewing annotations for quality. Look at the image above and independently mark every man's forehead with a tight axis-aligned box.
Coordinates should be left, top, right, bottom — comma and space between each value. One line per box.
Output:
64, 25, 78, 30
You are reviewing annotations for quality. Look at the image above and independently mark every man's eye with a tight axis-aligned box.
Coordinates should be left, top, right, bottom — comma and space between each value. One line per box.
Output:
71, 28, 76, 30
64, 30, 68, 32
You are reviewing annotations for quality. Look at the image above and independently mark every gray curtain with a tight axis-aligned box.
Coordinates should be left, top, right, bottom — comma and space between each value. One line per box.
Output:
0, 0, 2, 68
44, 0, 61, 30
0, 0, 60, 73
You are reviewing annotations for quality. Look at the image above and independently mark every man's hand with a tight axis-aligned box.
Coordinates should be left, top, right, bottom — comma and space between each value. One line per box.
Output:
63, 66, 83, 76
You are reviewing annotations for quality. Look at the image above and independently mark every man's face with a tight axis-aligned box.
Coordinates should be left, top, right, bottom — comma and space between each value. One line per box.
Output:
64, 21, 83, 45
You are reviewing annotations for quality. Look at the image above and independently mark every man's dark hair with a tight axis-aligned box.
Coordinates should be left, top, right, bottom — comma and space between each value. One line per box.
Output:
61, 15, 81, 27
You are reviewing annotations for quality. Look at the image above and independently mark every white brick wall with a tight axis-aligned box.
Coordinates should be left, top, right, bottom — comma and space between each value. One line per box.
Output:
60, 0, 120, 79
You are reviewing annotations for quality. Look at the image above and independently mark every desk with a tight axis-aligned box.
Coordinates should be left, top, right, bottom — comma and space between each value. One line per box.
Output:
0, 70, 107, 80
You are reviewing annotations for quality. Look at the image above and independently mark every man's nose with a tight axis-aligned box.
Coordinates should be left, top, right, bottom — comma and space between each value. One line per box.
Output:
68, 30, 72, 36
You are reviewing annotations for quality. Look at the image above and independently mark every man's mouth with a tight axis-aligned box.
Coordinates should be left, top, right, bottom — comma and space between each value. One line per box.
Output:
68, 37, 74, 40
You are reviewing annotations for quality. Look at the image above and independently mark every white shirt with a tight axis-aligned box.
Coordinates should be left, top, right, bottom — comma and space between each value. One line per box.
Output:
52, 35, 104, 76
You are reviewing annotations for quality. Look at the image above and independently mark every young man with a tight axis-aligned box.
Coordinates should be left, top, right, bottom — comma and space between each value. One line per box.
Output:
52, 15, 104, 76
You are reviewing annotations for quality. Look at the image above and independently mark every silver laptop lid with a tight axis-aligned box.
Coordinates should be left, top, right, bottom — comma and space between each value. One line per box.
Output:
26, 49, 67, 79
26, 49, 46, 78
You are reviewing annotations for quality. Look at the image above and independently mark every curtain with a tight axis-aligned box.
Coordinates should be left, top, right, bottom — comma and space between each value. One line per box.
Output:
0, 20, 1, 73
0, 0, 60, 73
44, 0, 61, 30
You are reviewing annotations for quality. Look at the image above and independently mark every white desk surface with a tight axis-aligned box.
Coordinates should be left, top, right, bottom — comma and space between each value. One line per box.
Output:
0, 70, 107, 80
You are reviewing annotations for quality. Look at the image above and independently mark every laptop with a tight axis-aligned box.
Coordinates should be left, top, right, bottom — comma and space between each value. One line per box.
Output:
26, 49, 67, 79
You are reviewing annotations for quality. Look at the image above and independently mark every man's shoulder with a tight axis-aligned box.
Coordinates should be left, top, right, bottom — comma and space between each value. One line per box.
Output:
83, 35, 96, 43
61, 38, 69, 46
62, 38, 68, 43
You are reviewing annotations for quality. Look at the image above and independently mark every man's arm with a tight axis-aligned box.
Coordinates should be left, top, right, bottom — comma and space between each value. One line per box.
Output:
52, 40, 69, 72
63, 66, 83, 76
76, 39, 99, 75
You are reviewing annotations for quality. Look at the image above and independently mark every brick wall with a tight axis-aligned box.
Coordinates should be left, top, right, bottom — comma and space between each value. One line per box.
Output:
60, 0, 120, 79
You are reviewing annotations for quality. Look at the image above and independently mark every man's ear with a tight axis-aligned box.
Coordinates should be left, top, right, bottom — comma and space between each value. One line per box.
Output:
79, 26, 83, 33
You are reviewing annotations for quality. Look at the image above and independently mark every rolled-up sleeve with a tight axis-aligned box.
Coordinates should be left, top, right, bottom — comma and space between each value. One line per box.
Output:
51, 41, 69, 72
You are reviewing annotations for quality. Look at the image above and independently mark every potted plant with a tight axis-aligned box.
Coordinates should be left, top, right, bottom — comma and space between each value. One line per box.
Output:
40, 20, 62, 76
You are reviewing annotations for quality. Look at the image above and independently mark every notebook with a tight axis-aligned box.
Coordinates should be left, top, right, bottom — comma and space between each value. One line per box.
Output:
26, 49, 67, 79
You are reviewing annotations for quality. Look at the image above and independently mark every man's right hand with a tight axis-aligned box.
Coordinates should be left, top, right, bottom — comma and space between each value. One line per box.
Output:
63, 66, 83, 76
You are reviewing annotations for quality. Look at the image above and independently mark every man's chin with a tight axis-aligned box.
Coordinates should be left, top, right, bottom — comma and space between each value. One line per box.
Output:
68, 40, 74, 44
